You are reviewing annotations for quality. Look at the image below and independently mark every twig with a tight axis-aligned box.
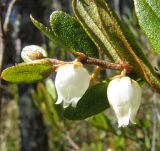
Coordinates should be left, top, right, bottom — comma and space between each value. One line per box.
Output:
0, 19, 4, 71
114, 0, 120, 15
47, 56, 132, 72
65, 134, 82, 151
151, 94, 158, 151
82, 56, 132, 72
0, 11, 4, 129
154, 107, 160, 122
3, 0, 17, 32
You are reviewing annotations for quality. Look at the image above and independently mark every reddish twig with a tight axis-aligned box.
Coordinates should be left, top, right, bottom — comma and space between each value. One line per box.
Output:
80, 56, 132, 72
46, 56, 132, 72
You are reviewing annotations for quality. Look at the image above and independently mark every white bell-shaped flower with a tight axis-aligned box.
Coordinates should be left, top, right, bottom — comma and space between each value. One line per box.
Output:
21, 45, 47, 62
55, 62, 90, 108
107, 76, 142, 127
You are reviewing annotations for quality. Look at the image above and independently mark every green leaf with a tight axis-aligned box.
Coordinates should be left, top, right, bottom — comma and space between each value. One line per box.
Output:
134, 0, 160, 55
32, 91, 41, 108
90, 113, 112, 131
36, 83, 59, 125
1, 60, 53, 83
32, 83, 57, 126
63, 82, 109, 120
50, 11, 99, 57
45, 78, 56, 100
30, 15, 57, 41
72, 0, 160, 93
72, 0, 130, 62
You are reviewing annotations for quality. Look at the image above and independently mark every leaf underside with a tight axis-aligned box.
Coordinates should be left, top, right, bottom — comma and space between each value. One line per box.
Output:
1, 61, 53, 83
72, 0, 160, 93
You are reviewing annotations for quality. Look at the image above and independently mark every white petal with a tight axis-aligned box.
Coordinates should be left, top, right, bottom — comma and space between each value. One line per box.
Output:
107, 76, 142, 127
55, 64, 90, 108
55, 96, 63, 104
129, 79, 142, 124
63, 101, 71, 108
129, 109, 137, 124
107, 77, 133, 107
113, 105, 130, 127
71, 97, 81, 108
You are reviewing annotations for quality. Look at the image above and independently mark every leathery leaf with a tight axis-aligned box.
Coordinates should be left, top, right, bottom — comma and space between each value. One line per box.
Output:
72, 0, 160, 93
50, 11, 99, 57
134, 0, 160, 55
1, 60, 53, 83
30, 15, 57, 42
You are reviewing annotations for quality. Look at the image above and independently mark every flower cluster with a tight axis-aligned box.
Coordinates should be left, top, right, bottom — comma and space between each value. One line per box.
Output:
20, 45, 142, 127
54, 63, 142, 127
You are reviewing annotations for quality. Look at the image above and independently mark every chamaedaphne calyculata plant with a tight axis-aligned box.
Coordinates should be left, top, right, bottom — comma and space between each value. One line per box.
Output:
1, 0, 160, 126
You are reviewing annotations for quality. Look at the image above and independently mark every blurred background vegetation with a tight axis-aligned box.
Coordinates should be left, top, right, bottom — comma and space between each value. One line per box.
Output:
0, 0, 160, 151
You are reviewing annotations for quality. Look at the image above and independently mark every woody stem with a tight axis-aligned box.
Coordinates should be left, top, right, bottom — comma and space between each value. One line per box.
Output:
80, 56, 132, 72
47, 56, 132, 72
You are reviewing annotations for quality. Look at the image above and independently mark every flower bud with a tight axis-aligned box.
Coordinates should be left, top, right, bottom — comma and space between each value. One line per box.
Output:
107, 76, 142, 127
21, 45, 47, 62
55, 63, 90, 108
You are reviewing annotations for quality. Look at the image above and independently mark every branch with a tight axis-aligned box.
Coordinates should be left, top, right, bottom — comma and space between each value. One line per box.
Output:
3, 0, 17, 32
151, 94, 158, 151
80, 56, 132, 72
47, 56, 132, 72
65, 134, 82, 151
0, 18, 4, 71
0, 7, 4, 139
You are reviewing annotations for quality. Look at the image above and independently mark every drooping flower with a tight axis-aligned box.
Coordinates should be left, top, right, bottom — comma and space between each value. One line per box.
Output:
21, 45, 47, 62
107, 76, 142, 127
55, 62, 90, 108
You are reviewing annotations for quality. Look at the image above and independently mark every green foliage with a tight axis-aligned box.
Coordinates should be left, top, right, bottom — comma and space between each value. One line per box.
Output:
72, 0, 133, 62
2, 0, 160, 151
32, 79, 110, 121
50, 11, 99, 57
32, 80, 60, 126
2, 0, 160, 92
63, 82, 109, 120
30, 15, 57, 42
31, 11, 99, 57
134, 0, 160, 55
72, 0, 160, 93
1, 60, 53, 83
45, 78, 57, 100
90, 113, 112, 131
